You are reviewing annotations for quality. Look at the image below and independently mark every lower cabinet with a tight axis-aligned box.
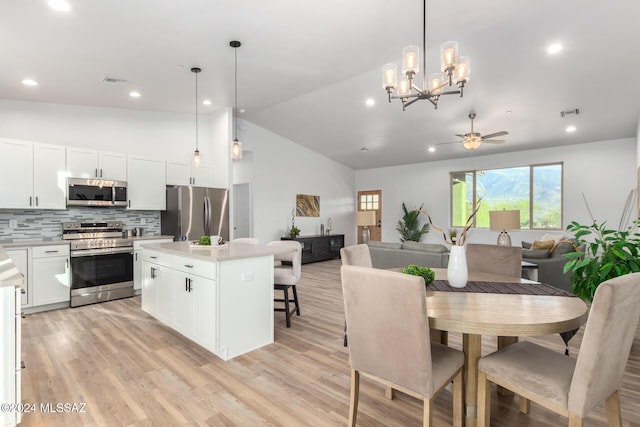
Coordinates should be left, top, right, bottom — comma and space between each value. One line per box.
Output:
31, 245, 70, 307
134, 239, 174, 291
172, 272, 216, 352
6, 249, 29, 307
1, 285, 21, 427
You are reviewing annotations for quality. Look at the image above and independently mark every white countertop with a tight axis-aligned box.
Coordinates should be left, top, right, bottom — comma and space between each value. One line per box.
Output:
0, 235, 174, 249
143, 241, 294, 262
0, 249, 24, 288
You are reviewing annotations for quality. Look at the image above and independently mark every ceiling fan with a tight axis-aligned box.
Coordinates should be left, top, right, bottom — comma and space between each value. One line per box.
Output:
440, 112, 509, 150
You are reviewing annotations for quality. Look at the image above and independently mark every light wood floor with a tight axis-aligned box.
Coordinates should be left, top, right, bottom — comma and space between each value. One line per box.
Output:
20, 259, 640, 426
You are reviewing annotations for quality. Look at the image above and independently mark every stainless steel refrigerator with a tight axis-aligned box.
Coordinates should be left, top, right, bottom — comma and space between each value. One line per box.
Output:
161, 186, 229, 242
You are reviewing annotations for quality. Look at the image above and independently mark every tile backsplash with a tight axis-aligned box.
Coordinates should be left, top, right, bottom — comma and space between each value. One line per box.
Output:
0, 207, 160, 242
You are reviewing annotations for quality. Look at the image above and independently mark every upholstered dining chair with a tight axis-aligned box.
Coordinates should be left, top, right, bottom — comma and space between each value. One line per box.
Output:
266, 240, 302, 328
232, 237, 259, 245
477, 272, 640, 427
340, 244, 373, 347
341, 265, 464, 427
466, 243, 522, 279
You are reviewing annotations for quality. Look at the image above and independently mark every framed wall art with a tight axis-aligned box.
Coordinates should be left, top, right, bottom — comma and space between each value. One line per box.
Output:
296, 194, 320, 217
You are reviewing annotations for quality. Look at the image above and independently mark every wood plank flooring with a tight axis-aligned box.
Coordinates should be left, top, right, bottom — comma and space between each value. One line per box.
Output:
20, 259, 640, 426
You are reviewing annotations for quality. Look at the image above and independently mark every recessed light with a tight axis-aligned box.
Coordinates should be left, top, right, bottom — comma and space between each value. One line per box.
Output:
129, 91, 141, 98
22, 79, 38, 86
365, 98, 375, 107
428, 146, 436, 153
48, 0, 71, 12
202, 99, 212, 106
239, 108, 246, 113
506, 110, 512, 115
565, 125, 576, 133
360, 147, 369, 152
547, 43, 562, 55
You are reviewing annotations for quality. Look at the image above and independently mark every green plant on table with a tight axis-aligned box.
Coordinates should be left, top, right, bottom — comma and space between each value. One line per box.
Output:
198, 236, 211, 245
396, 202, 430, 242
402, 264, 435, 285
564, 191, 640, 301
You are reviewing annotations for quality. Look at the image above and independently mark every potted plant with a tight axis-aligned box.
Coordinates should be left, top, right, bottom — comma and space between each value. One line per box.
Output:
288, 208, 300, 238
564, 193, 640, 301
396, 202, 430, 242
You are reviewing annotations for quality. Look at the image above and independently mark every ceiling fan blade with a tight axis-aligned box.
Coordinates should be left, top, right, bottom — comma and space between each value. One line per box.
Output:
481, 131, 508, 139
436, 141, 462, 146
482, 139, 506, 144
454, 134, 466, 138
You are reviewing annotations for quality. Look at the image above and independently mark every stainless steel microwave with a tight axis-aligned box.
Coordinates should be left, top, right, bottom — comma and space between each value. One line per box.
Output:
67, 178, 127, 207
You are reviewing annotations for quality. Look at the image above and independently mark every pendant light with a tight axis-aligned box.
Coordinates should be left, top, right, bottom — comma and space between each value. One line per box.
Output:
230, 40, 242, 160
191, 67, 202, 167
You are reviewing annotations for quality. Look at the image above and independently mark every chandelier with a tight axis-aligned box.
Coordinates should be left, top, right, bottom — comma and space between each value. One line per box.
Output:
382, 0, 470, 110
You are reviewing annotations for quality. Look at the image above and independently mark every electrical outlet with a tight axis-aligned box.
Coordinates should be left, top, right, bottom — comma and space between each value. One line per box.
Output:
140, 218, 146, 225
9, 219, 17, 228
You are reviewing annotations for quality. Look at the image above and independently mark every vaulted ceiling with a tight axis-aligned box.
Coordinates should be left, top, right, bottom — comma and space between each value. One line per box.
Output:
2, 0, 639, 169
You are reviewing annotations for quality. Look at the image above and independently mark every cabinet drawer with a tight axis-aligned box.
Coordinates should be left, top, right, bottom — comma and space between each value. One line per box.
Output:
32, 244, 70, 258
141, 250, 171, 267
172, 255, 217, 279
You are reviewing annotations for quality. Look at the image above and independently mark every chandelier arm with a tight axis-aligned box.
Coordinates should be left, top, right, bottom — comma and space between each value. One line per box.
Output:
411, 83, 425, 95
392, 93, 421, 100
404, 97, 422, 109
428, 97, 439, 108
440, 89, 461, 96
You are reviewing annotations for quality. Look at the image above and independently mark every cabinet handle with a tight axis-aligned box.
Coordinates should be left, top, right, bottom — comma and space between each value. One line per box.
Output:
29, 196, 32, 206
184, 264, 194, 268
35, 196, 39, 206
151, 267, 156, 279
45, 250, 59, 253
22, 314, 26, 319
21, 288, 26, 294
100, 168, 103, 178
185, 277, 188, 291
135, 253, 138, 261
66, 259, 69, 268
95, 168, 98, 177
21, 361, 25, 369
128, 200, 131, 208
188, 278, 192, 292
150, 256, 157, 259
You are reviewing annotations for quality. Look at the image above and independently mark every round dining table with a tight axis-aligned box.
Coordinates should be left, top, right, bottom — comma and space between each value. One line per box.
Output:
424, 268, 588, 427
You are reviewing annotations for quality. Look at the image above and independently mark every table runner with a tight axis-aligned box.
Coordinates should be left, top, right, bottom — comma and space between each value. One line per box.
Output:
428, 280, 574, 297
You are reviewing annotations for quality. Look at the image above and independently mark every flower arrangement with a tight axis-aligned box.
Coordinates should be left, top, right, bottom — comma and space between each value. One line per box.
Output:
288, 208, 300, 237
418, 198, 481, 246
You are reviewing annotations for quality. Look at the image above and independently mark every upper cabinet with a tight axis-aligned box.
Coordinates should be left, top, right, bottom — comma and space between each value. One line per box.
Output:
0, 139, 66, 209
66, 147, 127, 181
166, 162, 215, 187
127, 156, 166, 210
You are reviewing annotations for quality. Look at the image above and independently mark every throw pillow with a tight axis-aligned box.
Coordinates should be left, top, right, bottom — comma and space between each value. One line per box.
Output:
522, 249, 551, 259
522, 241, 532, 249
549, 239, 579, 257
531, 239, 554, 251
540, 233, 566, 243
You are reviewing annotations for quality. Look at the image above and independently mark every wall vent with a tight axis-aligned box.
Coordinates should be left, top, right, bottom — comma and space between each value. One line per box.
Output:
102, 76, 129, 85
560, 108, 580, 118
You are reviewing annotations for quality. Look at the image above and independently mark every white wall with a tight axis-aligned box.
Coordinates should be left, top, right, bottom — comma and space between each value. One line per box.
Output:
356, 138, 636, 246
238, 119, 356, 246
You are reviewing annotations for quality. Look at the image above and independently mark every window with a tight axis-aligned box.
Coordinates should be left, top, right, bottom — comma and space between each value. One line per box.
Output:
450, 163, 562, 230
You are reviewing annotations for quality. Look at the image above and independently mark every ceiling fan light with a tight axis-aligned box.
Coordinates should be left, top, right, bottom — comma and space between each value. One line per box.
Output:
455, 56, 470, 83
402, 45, 419, 77
382, 63, 398, 91
440, 41, 459, 74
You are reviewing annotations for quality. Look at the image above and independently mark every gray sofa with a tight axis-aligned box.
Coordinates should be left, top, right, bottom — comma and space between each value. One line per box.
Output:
367, 240, 449, 269
522, 240, 584, 294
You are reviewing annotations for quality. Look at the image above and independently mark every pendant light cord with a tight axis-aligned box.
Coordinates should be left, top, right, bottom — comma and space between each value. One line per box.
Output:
422, 0, 426, 91
234, 46, 238, 141
195, 70, 199, 151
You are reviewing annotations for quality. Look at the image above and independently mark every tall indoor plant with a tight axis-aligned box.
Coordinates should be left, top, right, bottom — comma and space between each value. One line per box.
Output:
396, 202, 430, 242
564, 192, 640, 301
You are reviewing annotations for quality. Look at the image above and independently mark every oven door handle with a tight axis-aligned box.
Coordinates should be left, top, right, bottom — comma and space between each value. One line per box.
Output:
71, 247, 134, 257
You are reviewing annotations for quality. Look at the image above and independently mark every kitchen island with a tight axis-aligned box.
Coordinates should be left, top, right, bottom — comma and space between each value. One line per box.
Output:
140, 241, 292, 361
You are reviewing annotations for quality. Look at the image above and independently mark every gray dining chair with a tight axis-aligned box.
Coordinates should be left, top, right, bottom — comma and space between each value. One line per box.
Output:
466, 243, 522, 279
477, 272, 640, 427
340, 244, 373, 346
341, 265, 464, 426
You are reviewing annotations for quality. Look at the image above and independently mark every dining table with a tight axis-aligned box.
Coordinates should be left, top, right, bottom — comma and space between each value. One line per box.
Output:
423, 268, 588, 427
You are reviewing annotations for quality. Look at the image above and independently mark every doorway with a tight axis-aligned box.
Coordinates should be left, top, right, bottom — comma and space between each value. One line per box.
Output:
357, 190, 382, 243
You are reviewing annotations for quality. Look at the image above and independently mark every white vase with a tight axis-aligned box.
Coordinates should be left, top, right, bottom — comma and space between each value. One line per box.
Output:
447, 245, 468, 288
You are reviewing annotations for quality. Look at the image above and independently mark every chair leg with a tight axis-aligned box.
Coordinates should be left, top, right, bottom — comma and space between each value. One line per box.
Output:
343, 320, 348, 347
452, 370, 463, 427
385, 386, 395, 400
519, 395, 530, 414
477, 371, 490, 427
497, 336, 518, 397
283, 286, 291, 328
423, 397, 433, 427
348, 369, 360, 427
292, 285, 300, 315
605, 391, 622, 427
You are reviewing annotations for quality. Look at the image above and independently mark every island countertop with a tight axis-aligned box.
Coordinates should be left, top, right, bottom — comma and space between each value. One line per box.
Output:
0, 247, 25, 288
141, 241, 294, 262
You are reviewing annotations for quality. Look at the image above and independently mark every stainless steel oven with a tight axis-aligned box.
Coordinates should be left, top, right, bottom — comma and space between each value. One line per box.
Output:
63, 221, 134, 307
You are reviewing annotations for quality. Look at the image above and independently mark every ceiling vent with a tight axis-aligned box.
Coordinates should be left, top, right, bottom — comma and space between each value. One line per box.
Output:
560, 108, 580, 118
101, 76, 129, 85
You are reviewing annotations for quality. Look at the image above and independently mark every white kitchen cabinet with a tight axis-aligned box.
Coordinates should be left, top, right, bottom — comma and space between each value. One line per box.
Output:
141, 250, 172, 324
127, 156, 166, 210
6, 249, 30, 307
0, 285, 21, 427
32, 245, 70, 307
171, 268, 216, 351
166, 161, 215, 187
66, 147, 127, 180
0, 139, 66, 209
133, 239, 174, 291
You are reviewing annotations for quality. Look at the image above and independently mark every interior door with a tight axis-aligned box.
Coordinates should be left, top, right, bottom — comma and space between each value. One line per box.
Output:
233, 183, 251, 239
357, 190, 382, 243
